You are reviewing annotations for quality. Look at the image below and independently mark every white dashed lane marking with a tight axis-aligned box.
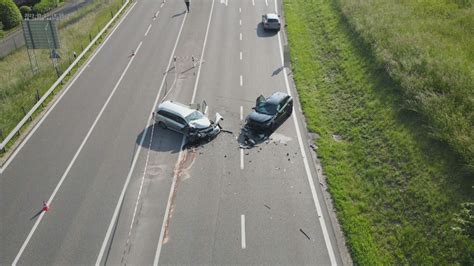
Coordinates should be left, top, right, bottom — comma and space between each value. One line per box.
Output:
145, 24, 152, 36
241, 214, 246, 249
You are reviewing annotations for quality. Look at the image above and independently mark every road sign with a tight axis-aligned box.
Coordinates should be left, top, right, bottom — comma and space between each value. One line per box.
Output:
22, 19, 61, 49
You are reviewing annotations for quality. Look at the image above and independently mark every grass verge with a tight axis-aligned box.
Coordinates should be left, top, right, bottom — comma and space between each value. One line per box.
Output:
284, 0, 473, 264
0, 0, 127, 155
337, 0, 473, 172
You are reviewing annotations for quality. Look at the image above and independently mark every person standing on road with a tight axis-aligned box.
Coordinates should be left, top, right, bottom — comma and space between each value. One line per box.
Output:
184, 0, 190, 12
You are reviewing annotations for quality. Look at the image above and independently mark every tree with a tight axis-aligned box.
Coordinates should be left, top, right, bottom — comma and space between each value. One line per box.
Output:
0, 0, 22, 30
0, 22, 4, 38
19, 5, 31, 18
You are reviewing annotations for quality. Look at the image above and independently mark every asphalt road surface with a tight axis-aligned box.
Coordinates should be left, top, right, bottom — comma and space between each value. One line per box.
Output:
0, 0, 345, 264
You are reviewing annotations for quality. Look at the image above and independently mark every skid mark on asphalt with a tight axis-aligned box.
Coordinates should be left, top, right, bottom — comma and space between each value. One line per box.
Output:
121, 118, 158, 264
163, 148, 196, 244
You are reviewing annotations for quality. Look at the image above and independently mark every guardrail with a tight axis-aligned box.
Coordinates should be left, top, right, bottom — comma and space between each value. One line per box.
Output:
0, 0, 130, 151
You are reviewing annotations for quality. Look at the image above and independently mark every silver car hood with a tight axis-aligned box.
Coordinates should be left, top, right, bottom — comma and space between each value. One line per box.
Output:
189, 117, 211, 129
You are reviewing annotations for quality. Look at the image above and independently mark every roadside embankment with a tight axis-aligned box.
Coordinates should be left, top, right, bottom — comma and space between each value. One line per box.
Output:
284, 0, 473, 264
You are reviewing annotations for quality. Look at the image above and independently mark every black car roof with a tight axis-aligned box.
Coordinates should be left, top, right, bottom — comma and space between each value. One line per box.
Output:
266, 92, 288, 105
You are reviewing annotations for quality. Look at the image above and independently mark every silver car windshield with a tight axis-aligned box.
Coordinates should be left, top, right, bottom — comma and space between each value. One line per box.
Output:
185, 111, 205, 123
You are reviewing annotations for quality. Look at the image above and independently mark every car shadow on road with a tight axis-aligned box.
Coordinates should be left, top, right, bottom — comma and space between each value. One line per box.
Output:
136, 124, 183, 153
256, 23, 278, 38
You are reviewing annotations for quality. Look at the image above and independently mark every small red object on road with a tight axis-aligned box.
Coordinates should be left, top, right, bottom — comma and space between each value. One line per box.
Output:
42, 201, 49, 212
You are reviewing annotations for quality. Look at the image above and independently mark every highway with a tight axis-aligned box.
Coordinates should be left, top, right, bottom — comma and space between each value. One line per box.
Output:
0, 0, 345, 264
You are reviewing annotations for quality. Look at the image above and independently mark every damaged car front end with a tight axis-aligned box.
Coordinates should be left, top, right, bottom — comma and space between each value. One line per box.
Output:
154, 100, 224, 143
186, 113, 223, 142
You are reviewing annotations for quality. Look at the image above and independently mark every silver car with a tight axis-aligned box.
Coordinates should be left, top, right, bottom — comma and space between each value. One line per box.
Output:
262, 13, 281, 31
153, 100, 222, 141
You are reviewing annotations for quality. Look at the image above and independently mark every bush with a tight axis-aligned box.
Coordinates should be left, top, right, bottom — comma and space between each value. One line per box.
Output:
0, 0, 22, 30
33, 0, 57, 14
19, 5, 31, 18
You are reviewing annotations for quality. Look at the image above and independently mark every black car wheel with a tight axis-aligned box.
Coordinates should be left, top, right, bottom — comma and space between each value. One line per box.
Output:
287, 104, 293, 116
269, 121, 277, 131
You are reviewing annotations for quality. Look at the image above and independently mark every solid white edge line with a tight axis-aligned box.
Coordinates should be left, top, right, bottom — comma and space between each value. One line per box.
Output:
145, 24, 152, 36
191, 0, 215, 104
154, 1, 215, 265
275, 0, 337, 264
0, 2, 136, 175
95, 10, 188, 266
240, 148, 244, 170
241, 214, 246, 249
12, 33, 142, 266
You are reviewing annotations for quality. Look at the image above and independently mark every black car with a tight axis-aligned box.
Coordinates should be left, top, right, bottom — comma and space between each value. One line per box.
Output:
246, 92, 293, 131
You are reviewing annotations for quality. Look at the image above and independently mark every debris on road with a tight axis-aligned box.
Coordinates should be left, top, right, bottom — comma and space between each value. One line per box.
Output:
300, 228, 310, 240
332, 134, 343, 142
264, 204, 271, 210
220, 129, 233, 134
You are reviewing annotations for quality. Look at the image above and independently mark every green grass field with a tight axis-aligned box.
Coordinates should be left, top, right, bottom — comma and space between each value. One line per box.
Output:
284, 0, 473, 264
0, 0, 125, 150
339, 0, 474, 171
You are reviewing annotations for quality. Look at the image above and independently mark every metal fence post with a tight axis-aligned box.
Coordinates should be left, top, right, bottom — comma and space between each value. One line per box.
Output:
22, 106, 32, 121
0, 129, 5, 152
36, 89, 43, 106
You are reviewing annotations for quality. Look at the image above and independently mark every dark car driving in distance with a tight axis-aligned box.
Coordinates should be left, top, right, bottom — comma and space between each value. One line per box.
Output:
246, 92, 293, 131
